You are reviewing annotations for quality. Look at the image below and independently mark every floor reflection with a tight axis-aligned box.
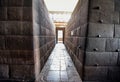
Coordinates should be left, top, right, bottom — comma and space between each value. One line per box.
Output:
39, 43, 82, 82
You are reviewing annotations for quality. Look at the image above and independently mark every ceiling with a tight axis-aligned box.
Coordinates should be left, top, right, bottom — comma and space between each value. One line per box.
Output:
44, 0, 79, 27
44, 0, 79, 12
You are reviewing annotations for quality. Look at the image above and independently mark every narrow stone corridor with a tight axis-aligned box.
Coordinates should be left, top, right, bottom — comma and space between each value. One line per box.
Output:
0, 0, 120, 82
39, 43, 82, 82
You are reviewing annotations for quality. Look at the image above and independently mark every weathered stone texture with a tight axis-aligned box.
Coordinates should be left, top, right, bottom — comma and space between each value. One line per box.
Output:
0, 0, 34, 81
10, 65, 34, 79
65, 0, 89, 78
33, 0, 55, 81
0, 0, 55, 82
86, 38, 106, 52
88, 23, 114, 38
7, 7, 22, 20
84, 66, 108, 81
85, 52, 118, 66
84, 0, 120, 81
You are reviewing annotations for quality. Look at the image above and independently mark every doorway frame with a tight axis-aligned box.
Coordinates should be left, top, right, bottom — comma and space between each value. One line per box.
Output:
56, 27, 65, 43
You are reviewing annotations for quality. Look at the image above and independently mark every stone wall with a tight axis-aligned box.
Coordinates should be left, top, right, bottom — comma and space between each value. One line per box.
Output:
0, 0, 34, 81
33, 0, 55, 81
84, 0, 120, 81
64, 0, 89, 78
65, 0, 120, 81
0, 0, 55, 81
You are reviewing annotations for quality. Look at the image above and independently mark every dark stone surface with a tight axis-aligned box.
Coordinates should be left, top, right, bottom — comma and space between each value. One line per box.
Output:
106, 38, 118, 52
5, 21, 22, 35
0, 7, 7, 20
33, 0, 55, 80
22, 22, 33, 35
85, 52, 118, 66
88, 23, 114, 38
86, 38, 106, 52
65, 0, 88, 79
5, 36, 33, 50
113, 12, 119, 24
0, 0, 7, 7
0, 50, 34, 64
118, 53, 120, 65
23, 7, 32, 21
108, 67, 120, 81
7, 0, 23, 7
0, 21, 5, 35
0, 0, 36, 82
84, 0, 120, 81
23, 0, 32, 7
10, 65, 34, 79
115, 0, 120, 12
89, 10, 116, 24
0, 36, 5, 49
7, 7, 22, 20
0, 65, 9, 78
89, 0, 114, 12
115, 24, 120, 38
84, 66, 108, 81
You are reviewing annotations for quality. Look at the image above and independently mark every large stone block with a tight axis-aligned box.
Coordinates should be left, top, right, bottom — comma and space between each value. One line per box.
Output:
89, 6, 119, 24
86, 38, 106, 52
90, 0, 114, 12
85, 52, 118, 66
84, 66, 108, 81
0, 50, 34, 64
0, 7, 7, 20
0, 65, 9, 78
106, 38, 118, 52
23, 7, 32, 21
89, 10, 116, 24
115, 0, 120, 12
115, 24, 120, 38
88, 23, 114, 38
7, 7, 22, 20
5, 36, 33, 50
10, 65, 34, 79
5, 21, 22, 35
7, 0, 23, 7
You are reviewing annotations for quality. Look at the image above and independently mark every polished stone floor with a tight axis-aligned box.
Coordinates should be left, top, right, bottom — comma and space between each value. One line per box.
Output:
39, 43, 82, 82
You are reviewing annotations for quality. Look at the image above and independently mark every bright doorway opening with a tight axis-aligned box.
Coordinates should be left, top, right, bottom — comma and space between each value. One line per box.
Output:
56, 28, 65, 43
58, 30, 63, 43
